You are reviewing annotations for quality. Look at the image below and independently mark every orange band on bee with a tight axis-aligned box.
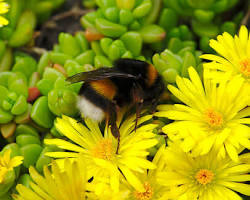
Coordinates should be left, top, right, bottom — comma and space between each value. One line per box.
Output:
90, 79, 117, 100
147, 64, 158, 86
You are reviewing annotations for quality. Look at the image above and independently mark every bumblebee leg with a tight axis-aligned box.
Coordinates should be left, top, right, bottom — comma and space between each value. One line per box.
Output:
131, 83, 144, 132
134, 101, 143, 132
150, 99, 159, 114
110, 121, 120, 154
107, 103, 120, 154
77, 117, 84, 124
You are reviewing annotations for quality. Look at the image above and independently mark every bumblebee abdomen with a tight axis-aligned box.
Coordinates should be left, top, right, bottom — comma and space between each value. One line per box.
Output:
77, 95, 105, 122
89, 79, 117, 100
147, 64, 158, 87
77, 82, 114, 122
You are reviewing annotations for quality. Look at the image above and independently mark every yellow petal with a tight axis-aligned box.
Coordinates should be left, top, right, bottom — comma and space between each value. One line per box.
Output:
44, 139, 86, 153
239, 25, 248, 49
15, 184, 44, 200
188, 67, 204, 96
221, 182, 250, 196
3, 149, 11, 166
45, 152, 79, 158
29, 182, 54, 200
0, 2, 9, 14
223, 174, 250, 182
119, 165, 144, 192
225, 143, 239, 162
0, 16, 8, 26
226, 164, 250, 174
8, 156, 23, 168
29, 166, 49, 193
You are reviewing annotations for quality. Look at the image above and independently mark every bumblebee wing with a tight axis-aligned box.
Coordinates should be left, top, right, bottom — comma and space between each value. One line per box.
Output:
66, 68, 137, 84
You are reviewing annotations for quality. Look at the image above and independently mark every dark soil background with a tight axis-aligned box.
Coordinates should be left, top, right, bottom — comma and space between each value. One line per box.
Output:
36, 0, 87, 50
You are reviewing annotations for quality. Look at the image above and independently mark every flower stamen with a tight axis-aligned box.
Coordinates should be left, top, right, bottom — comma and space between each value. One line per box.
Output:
91, 139, 115, 160
204, 109, 223, 128
240, 58, 250, 78
134, 182, 153, 200
195, 169, 214, 185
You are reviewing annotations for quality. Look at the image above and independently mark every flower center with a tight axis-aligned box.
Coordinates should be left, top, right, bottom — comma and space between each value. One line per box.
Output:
195, 169, 214, 185
204, 109, 223, 128
91, 139, 115, 160
240, 58, 250, 78
134, 182, 153, 200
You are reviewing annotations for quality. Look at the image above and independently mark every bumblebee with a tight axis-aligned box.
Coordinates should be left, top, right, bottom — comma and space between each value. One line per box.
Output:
67, 58, 165, 151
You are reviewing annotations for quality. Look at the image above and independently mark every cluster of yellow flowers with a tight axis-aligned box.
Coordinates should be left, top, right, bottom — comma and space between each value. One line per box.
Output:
13, 26, 250, 200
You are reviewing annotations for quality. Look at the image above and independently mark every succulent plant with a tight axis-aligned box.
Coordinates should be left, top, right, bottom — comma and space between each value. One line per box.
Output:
153, 47, 202, 84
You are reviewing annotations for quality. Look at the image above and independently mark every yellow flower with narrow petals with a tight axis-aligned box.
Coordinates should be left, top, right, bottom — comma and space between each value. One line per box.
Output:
89, 145, 170, 200
126, 145, 171, 200
0, 149, 23, 183
156, 67, 250, 161
13, 155, 88, 200
158, 143, 250, 200
44, 114, 158, 192
0, 0, 9, 27
201, 25, 250, 102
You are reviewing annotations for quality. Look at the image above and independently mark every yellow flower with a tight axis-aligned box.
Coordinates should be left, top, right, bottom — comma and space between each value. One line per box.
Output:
0, 149, 23, 183
158, 143, 250, 200
200, 26, 250, 102
0, 0, 9, 27
45, 114, 158, 192
13, 155, 88, 200
89, 146, 170, 200
155, 67, 250, 161
125, 145, 171, 200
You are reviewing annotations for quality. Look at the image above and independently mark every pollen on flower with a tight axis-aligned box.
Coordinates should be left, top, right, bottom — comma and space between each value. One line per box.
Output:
134, 182, 153, 200
240, 58, 250, 78
204, 109, 223, 129
91, 139, 115, 160
195, 169, 214, 185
